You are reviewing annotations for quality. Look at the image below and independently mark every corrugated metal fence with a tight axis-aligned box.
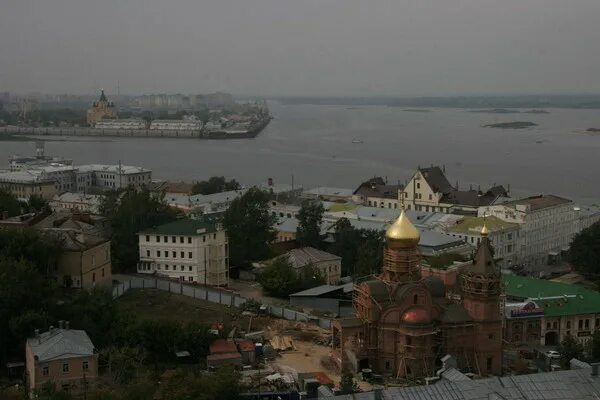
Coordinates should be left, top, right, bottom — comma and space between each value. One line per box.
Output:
112, 276, 332, 330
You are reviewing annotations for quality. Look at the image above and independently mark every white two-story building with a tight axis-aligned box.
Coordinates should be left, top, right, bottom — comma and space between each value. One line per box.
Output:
137, 217, 229, 286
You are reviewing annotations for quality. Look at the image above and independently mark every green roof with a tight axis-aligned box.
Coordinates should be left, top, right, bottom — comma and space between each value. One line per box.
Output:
449, 215, 517, 234
141, 218, 218, 236
504, 274, 600, 317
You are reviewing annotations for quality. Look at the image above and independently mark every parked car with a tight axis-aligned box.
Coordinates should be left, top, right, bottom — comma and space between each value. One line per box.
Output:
546, 350, 561, 359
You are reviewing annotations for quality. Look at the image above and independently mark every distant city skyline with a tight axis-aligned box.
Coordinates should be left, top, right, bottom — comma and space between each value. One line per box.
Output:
2, 0, 600, 97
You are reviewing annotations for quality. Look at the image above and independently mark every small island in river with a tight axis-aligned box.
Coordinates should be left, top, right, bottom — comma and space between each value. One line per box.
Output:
483, 121, 538, 129
470, 108, 520, 114
403, 109, 432, 113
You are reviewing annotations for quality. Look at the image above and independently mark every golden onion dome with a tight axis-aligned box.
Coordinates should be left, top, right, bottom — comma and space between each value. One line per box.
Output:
385, 210, 420, 249
481, 223, 489, 237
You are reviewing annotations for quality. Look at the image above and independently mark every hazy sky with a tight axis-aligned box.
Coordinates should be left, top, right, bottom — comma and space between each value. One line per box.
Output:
2, 0, 600, 96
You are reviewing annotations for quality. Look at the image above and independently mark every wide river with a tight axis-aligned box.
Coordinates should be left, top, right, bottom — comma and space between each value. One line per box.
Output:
1, 102, 600, 204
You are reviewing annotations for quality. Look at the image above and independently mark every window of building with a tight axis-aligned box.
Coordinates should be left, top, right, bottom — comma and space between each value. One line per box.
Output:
165, 264, 169, 270
157, 265, 161, 270
188, 276, 193, 282
180, 265, 184, 271
213, 234, 216, 239
486, 357, 493, 371
428, 194, 432, 200
156, 236, 160, 242
164, 236, 168, 242
413, 294, 418, 304
102, 268, 105, 277
146, 235, 150, 242
203, 236, 206, 243
157, 250, 161, 257
180, 276, 184, 281
172, 251, 176, 258
385, 361, 390, 370
92, 272, 95, 282
180, 237, 184, 243
172, 236, 176, 243
553, 321, 558, 329
188, 252, 192, 258
416, 183, 420, 189
42, 366, 49, 376
546, 322, 551, 330
83, 361, 89, 371
579, 320, 583, 330
567, 321, 571, 329
188, 237, 192, 244
586, 319, 590, 329
146, 250, 150, 257
189, 266, 192, 271
181, 251, 185, 258
489, 333, 495, 340
63, 362, 69, 373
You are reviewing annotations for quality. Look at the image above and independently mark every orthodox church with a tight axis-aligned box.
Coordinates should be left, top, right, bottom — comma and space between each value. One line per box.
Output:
332, 210, 503, 379
86, 89, 117, 126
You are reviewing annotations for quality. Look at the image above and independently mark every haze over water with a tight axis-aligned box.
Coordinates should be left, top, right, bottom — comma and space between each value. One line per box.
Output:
1, 102, 600, 204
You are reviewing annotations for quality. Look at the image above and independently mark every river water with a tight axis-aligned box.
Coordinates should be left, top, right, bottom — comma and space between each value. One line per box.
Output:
1, 102, 599, 204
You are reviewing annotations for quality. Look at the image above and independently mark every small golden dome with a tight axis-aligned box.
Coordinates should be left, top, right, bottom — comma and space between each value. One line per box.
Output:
481, 223, 489, 236
386, 210, 420, 249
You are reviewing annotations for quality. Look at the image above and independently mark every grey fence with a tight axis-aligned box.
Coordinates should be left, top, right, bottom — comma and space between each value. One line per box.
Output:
112, 276, 333, 330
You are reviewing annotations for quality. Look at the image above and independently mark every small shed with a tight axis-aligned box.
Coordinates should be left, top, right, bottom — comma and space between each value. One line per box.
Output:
207, 352, 242, 369
237, 340, 256, 365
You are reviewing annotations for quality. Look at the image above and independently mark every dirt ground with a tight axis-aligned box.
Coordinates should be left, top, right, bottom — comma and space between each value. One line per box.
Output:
116, 288, 274, 333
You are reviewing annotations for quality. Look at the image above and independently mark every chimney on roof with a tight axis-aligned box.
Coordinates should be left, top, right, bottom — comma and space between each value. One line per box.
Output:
58, 320, 64, 329
49, 325, 54, 334
65, 321, 70, 330
591, 363, 600, 376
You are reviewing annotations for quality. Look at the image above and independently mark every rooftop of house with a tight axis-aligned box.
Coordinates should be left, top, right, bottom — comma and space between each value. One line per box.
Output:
52, 192, 103, 205
354, 177, 402, 200
503, 274, 600, 318
418, 166, 454, 194
501, 194, 573, 211
449, 215, 518, 234
140, 217, 220, 237
209, 339, 238, 354
43, 228, 108, 251
441, 186, 509, 207
290, 282, 354, 297
282, 247, 341, 269
275, 217, 299, 233
77, 164, 150, 175
303, 187, 354, 198
27, 328, 95, 362
0, 169, 55, 184
330, 366, 600, 400
189, 189, 247, 205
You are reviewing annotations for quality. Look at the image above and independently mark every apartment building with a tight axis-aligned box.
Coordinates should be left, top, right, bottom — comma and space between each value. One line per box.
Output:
137, 217, 229, 286
26, 325, 98, 396
479, 195, 575, 266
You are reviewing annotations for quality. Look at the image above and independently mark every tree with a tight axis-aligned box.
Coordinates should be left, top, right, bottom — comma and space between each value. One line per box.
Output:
258, 256, 300, 297
339, 369, 359, 394
27, 194, 49, 213
589, 330, 600, 362
223, 187, 276, 267
0, 257, 56, 364
330, 218, 361, 276
296, 200, 325, 248
160, 367, 240, 400
557, 334, 584, 369
191, 176, 241, 195
0, 188, 22, 217
101, 188, 178, 272
297, 263, 326, 289
569, 222, 600, 276
354, 229, 384, 278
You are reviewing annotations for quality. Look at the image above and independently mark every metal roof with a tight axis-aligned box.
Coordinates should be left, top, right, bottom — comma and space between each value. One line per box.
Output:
26, 329, 94, 362
331, 368, 600, 400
